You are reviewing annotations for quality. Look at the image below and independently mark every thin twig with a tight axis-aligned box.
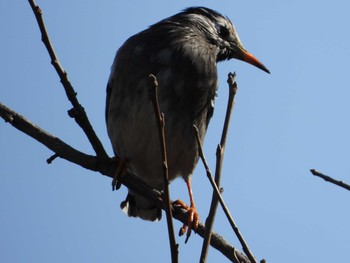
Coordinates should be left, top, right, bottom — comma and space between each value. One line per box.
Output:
193, 125, 257, 263
0, 102, 99, 171
0, 101, 251, 262
200, 72, 240, 263
28, 0, 109, 162
220, 72, 237, 147
46, 153, 59, 164
310, 169, 350, 191
148, 74, 178, 263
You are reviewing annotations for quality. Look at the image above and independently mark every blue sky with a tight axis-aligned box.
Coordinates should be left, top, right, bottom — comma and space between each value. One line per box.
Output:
1, 1, 350, 262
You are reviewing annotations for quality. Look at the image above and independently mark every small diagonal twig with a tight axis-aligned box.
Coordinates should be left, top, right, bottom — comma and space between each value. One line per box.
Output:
310, 169, 350, 191
198, 72, 258, 263
194, 125, 257, 263
28, 0, 109, 162
199, 72, 239, 262
46, 153, 59, 164
148, 74, 178, 263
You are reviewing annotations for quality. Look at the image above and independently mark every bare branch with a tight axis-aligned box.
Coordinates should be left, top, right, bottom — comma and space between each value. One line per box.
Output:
28, 0, 108, 161
149, 74, 178, 263
200, 73, 237, 262
200, 72, 257, 263
220, 72, 237, 147
194, 125, 257, 263
310, 169, 350, 191
0, 101, 251, 262
46, 153, 59, 164
0, 102, 99, 171
196, 70, 259, 263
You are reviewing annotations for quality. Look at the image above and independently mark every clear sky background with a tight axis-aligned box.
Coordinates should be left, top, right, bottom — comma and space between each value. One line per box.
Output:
1, 1, 350, 262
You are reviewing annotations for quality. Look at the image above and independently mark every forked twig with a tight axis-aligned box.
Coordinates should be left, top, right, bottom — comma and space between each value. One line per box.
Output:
310, 169, 350, 191
28, 0, 108, 162
199, 72, 235, 262
193, 125, 257, 263
148, 74, 178, 263
194, 73, 257, 263
0, 101, 251, 262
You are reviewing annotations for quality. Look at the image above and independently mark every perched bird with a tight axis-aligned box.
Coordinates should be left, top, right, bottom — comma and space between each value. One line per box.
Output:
106, 7, 269, 231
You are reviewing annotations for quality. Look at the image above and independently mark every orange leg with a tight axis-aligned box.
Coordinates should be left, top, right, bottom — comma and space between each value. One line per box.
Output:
173, 177, 199, 243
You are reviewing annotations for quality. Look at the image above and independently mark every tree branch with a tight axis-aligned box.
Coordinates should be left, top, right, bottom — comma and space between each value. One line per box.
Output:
0, 102, 99, 171
0, 101, 251, 262
310, 169, 350, 191
28, 0, 109, 162
200, 72, 239, 262
149, 74, 178, 263
194, 124, 257, 263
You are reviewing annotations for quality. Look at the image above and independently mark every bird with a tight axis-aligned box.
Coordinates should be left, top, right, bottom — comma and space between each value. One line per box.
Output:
106, 6, 269, 236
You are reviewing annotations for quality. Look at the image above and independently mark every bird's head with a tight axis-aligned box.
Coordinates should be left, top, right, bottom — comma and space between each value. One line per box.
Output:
181, 7, 270, 74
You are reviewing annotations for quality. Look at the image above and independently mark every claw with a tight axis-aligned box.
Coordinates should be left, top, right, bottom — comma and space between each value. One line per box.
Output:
179, 224, 187, 236
173, 199, 199, 243
173, 178, 199, 243
112, 157, 127, 191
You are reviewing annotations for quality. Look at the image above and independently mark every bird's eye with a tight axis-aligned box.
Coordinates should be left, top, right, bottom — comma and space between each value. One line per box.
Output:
218, 25, 229, 38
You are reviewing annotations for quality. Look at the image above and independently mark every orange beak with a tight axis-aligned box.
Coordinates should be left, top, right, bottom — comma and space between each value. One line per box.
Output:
241, 51, 270, 74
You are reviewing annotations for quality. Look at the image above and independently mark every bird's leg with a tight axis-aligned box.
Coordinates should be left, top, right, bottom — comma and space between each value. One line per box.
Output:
173, 177, 199, 243
111, 157, 128, 191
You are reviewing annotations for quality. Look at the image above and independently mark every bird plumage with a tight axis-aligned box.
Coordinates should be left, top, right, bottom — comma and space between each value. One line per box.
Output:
106, 7, 268, 221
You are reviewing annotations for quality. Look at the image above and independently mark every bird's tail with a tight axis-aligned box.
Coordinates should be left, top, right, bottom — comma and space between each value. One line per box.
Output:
120, 191, 162, 221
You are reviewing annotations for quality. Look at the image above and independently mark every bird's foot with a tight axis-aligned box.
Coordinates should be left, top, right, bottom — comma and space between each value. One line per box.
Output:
111, 157, 128, 191
172, 199, 199, 243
